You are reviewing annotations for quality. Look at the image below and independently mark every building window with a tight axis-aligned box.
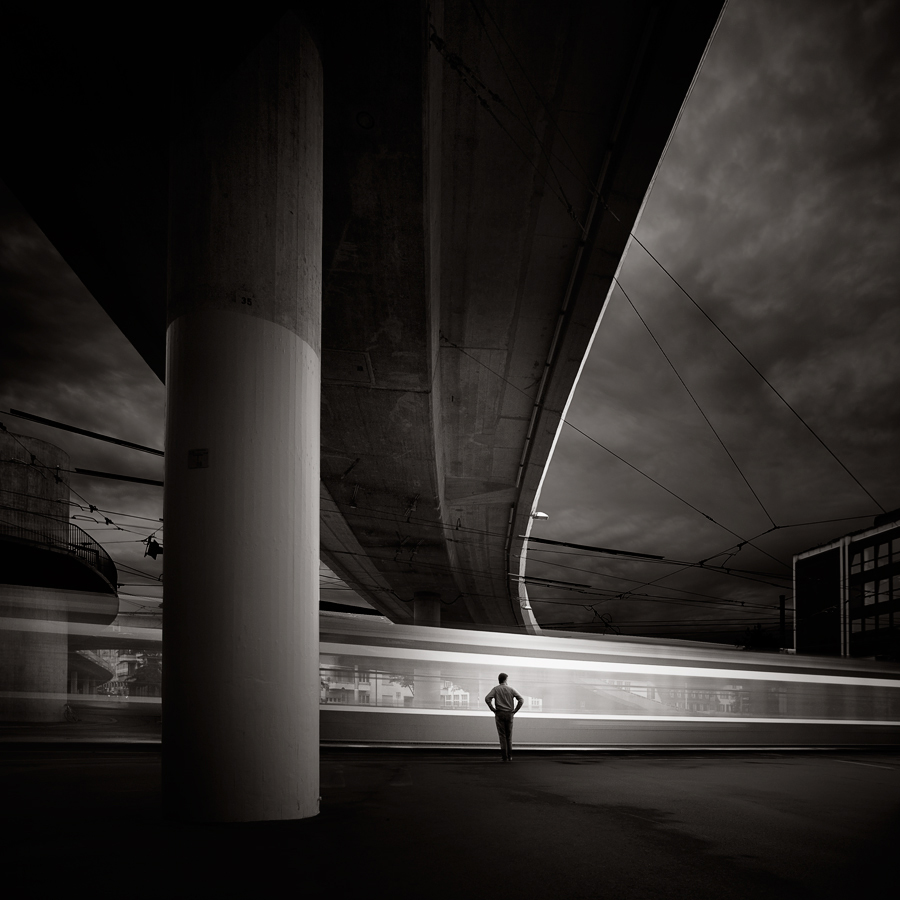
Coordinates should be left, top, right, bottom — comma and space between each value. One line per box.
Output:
864, 546, 875, 571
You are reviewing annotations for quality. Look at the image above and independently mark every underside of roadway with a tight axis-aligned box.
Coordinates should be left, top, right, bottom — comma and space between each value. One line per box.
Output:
0, 2, 724, 630
2, 746, 898, 899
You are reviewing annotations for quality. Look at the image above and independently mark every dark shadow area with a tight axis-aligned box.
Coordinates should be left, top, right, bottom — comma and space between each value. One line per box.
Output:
1, 747, 898, 899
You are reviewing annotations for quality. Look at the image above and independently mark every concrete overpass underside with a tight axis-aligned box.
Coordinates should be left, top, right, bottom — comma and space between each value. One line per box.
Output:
317, 1, 724, 629
2, 2, 724, 821
2, 1, 722, 633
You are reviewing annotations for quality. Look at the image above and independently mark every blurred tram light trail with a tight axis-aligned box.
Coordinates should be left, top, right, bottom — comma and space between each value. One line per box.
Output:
6, 610, 899, 749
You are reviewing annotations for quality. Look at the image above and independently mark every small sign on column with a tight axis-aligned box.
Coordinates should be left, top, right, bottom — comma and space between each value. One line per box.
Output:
188, 448, 209, 469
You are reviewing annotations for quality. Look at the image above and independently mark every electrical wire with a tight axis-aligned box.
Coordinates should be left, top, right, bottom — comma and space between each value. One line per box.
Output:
425, 11, 888, 548
440, 332, 794, 572
3, 421, 845, 634
428, 27, 585, 229
614, 277, 776, 528
620, 229, 887, 514
470, 0, 598, 190
0, 484, 163, 525
465, 0, 586, 224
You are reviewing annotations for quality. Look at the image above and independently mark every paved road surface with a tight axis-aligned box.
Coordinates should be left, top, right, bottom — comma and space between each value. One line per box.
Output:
1, 749, 898, 898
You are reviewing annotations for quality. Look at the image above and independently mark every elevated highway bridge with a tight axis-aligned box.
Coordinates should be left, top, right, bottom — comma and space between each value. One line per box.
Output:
1, 1, 724, 820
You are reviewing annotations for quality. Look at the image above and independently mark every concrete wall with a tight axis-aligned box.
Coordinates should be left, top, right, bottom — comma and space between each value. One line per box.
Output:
0, 431, 70, 545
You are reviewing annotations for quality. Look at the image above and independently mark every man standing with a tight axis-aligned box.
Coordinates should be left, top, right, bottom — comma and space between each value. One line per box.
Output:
485, 673, 523, 762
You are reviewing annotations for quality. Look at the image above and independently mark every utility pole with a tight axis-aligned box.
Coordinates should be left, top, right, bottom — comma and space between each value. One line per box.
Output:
779, 595, 786, 650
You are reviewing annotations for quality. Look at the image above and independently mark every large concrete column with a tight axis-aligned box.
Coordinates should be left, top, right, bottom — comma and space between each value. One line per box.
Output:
413, 590, 441, 627
163, 14, 322, 822
412, 592, 442, 708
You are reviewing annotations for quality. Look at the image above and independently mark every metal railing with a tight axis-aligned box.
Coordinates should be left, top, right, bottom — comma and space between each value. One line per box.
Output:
0, 506, 118, 589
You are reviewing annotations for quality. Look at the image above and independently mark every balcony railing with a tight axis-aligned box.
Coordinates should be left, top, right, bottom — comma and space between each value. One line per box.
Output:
0, 507, 118, 590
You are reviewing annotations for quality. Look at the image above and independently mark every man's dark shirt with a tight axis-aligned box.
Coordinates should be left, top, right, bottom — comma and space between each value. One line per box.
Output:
485, 683, 523, 714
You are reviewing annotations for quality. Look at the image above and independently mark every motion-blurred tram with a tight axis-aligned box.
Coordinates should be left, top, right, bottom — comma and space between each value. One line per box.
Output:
65, 609, 900, 748
319, 611, 900, 749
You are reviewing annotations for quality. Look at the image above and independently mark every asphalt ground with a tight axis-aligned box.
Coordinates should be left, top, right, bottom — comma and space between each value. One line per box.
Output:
1, 748, 898, 899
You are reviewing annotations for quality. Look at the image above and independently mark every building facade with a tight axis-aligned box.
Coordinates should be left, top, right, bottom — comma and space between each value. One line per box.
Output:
794, 512, 900, 658
0, 431, 118, 720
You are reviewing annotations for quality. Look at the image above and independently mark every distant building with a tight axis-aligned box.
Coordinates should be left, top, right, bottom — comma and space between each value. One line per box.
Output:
0, 431, 118, 721
440, 682, 470, 708
794, 511, 900, 658
319, 664, 414, 707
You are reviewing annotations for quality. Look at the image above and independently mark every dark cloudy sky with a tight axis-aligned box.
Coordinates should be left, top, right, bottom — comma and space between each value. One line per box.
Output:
527, 0, 900, 641
1, 0, 898, 640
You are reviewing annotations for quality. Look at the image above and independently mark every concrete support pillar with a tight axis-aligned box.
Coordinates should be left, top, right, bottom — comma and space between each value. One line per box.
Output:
411, 592, 441, 709
413, 591, 441, 627
163, 14, 323, 822
0, 587, 67, 722
412, 589, 442, 709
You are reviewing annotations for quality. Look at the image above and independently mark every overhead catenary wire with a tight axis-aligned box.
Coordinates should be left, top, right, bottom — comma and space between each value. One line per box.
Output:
445, 4, 887, 523
614, 277, 777, 529
426, 5, 888, 610
5, 408, 163, 456
324, 502, 782, 602
322, 494, 862, 610
618, 229, 887, 515
531, 586, 790, 620
428, 7, 886, 528
464, 0, 587, 221
440, 333, 793, 572
469, 0, 598, 190
115, 561, 163, 582
327, 532, 784, 613
1, 426, 845, 629
525, 544, 792, 582
327, 490, 867, 587
524, 548, 793, 596
3, 364, 870, 597
427, 26, 585, 230
1, 421, 164, 556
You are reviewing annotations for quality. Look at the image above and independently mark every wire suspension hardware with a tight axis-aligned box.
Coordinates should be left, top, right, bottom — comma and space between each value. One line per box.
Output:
0, 420, 163, 581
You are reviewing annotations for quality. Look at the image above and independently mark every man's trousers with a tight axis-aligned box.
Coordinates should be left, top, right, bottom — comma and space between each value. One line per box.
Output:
494, 712, 514, 759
